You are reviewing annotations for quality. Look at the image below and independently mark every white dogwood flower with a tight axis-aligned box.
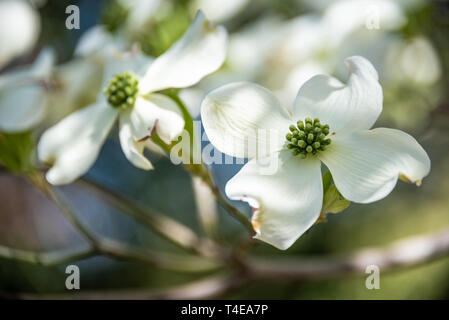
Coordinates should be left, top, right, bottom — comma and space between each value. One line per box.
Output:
201, 56, 430, 250
0, 0, 40, 69
38, 11, 227, 185
0, 49, 54, 133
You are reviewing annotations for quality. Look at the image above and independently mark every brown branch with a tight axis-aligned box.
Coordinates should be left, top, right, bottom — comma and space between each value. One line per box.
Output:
0, 238, 221, 274
0, 244, 94, 267
245, 227, 449, 280
19, 173, 221, 273
17, 273, 248, 300
11, 228, 449, 300
78, 178, 224, 259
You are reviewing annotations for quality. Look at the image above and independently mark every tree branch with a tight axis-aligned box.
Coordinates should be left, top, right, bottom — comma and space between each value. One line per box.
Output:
17, 273, 248, 300
245, 227, 449, 280
78, 178, 224, 259
20, 173, 221, 273
11, 228, 449, 299
186, 164, 255, 235
0, 244, 94, 266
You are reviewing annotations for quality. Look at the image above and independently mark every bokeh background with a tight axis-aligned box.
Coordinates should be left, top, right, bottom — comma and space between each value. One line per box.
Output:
1, 0, 449, 299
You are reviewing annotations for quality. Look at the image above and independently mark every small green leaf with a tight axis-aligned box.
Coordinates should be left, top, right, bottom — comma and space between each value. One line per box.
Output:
322, 170, 333, 193
321, 185, 350, 216
0, 131, 36, 173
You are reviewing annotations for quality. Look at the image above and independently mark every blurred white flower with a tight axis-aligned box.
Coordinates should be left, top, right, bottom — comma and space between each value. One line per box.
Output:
0, 0, 40, 69
192, 0, 250, 22
118, 0, 163, 34
38, 12, 227, 185
74, 25, 127, 58
43, 58, 104, 127
322, 0, 406, 42
395, 37, 442, 85
227, 16, 284, 80
0, 49, 54, 133
201, 56, 430, 250
257, 0, 440, 106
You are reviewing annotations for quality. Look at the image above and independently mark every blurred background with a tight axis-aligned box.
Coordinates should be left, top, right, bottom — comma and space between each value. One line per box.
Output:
1, 0, 449, 299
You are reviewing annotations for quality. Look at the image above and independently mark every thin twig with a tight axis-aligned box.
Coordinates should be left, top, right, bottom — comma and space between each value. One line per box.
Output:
186, 163, 255, 235
159, 90, 255, 235
0, 240, 221, 273
0, 244, 94, 266
28, 173, 99, 247
23, 173, 221, 273
17, 273, 248, 300
78, 178, 224, 259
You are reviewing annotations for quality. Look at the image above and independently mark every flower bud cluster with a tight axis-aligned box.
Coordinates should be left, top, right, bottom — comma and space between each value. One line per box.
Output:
286, 118, 331, 158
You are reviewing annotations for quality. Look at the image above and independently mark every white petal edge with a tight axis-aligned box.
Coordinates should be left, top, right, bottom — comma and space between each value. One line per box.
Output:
132, 95, 185, 144
226, 151, 323, 250
118, 109, 154, 170
38, 103, 118, 185
0, 49, 55, 132
0, 85, 46, 132
201, 82, 292, 159
139, 11, 227, 94
0, 0, 40, 69
74, 25, 125, 57
293, 56, 382, 135
319, 128, 431, 204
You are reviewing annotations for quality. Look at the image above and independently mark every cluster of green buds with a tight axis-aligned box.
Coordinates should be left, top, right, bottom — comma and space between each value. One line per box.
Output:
104, 72, 139, 109
286, 118, 332, 158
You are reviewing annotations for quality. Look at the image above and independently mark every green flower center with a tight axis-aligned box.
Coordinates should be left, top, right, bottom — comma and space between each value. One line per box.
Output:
104, 72, 139, 109
285, 118, 332, 158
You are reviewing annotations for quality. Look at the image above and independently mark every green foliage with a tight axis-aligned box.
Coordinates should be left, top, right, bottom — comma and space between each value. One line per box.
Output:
322, 185, 351, 215
320, 171, 350, 218
101, 0, 129, 33
136, 6, 191, 57
0, 131, 35, 173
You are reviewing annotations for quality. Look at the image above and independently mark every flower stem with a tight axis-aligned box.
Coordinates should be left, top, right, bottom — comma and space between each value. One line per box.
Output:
156, 91, 255, 236
186, 163, 255, 236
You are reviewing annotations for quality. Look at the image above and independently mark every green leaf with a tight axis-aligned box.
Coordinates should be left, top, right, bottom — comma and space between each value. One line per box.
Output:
322, 170, 333, 193
321, 185, 350, 216
0, 131, 36, 173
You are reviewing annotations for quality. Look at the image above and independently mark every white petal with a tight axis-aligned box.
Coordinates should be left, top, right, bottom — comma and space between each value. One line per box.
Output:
178, 88, 204, 118
38, 103, 118, 185
101, 50, 153, 86
0, 49, 54, 132
74, 25, 126, 57
139, 11, 227, 94
118, 95, 184, 168
201, 82, 292, 158
132, 95, 185, 144
118, 110, 154, 170
226, 151, 323, 250
29, 48, 55, 78
293, 56, 382, 135
319, 128, 431, 204
0, 0, 40, 68
323, 0, 406, 42
194, 0, 250, 22
119, 0, 161, 32
0, 85, 46, 132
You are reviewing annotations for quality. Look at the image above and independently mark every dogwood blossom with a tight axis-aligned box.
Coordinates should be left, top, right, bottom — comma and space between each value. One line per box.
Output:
0, 0, 40, 69
201, 56, 430, 250
0, 49, 54, 133
38, 11, 227, 185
